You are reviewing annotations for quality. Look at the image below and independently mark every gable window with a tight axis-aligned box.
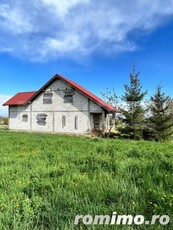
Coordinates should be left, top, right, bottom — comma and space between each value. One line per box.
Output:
22, 114, 28, 122
64, 95, 73, 103
75, 116, 78, 130
37, 114, 47, 126
62, 115, 66, 128
43, 92, 53, 104
64, 89, 74, 103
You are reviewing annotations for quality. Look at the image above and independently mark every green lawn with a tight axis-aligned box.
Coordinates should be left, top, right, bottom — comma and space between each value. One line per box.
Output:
0, 131, 172, 229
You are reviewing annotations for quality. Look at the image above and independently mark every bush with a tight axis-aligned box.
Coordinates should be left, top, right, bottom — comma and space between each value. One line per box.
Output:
3, 117, 8, 125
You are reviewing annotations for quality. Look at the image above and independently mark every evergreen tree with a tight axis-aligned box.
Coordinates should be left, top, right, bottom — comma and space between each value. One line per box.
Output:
119, 65, 147, 139
147, 85, 173, 141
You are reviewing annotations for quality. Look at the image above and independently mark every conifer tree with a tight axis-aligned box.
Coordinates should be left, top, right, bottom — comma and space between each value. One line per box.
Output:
147, 85, 173, 141
119, 65, 147, 139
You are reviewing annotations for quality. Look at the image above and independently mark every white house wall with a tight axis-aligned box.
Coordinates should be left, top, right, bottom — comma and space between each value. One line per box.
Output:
8, 79, 105, 134
90, 100, 103, 112
54, 111, 90, 133
31, 112, 53, 132
9, 105, 31, 131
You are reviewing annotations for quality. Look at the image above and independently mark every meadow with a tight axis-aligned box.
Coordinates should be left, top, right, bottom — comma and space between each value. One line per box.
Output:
0, 131, 173, 229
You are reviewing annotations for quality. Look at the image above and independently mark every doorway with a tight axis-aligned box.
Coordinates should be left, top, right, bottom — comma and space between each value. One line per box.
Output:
91, 113, 102, 129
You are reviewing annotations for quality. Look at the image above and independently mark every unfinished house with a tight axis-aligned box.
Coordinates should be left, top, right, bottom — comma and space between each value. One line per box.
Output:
3, 74, 119, 134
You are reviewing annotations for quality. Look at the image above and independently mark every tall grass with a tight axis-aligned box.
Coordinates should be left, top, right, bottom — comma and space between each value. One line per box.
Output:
0, 131, 172, 229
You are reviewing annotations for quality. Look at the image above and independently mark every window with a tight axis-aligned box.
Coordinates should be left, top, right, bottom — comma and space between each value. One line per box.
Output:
75, 116, 78, 130
64, 89, 74, 103
43, 92, 53, 104
37, 114, 47, 126
64, 95, 73, 103
22, 114, 28, 122
62, 115, 66, 128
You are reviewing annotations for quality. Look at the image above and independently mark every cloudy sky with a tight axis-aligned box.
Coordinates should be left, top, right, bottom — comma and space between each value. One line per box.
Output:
1, 0, 173, 116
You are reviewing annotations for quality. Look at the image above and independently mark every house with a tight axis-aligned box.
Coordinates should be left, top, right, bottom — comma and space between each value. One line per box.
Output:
3, 74, 119, 134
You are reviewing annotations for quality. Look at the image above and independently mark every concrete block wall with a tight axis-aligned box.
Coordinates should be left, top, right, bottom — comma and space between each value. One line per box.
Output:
9, 79, 105, 134
9, 105, 31, 131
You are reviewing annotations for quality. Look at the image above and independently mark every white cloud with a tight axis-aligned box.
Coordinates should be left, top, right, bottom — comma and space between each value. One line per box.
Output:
0, 0, 173, 61
0, 95, 11, 117
0, 3, 32, 34
42, 0, 89, 16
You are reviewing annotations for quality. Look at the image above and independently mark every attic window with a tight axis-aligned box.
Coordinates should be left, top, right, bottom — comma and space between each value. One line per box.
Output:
64, 95, 73, 103
22, 114, 28, 122
64, 89, 74, 103
37, 114, 47, 126
43, 92, 53, 104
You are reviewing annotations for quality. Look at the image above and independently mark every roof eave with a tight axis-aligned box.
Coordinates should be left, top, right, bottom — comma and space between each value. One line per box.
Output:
3, 100, 31, 106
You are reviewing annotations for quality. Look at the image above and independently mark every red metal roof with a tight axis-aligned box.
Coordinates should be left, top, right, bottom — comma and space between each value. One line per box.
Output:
3, 74, 119, 112
57, 74, 119, 112
3, 91, 37, 106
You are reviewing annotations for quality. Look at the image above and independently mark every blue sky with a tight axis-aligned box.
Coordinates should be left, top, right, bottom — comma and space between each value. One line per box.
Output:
1, 0, 173, 116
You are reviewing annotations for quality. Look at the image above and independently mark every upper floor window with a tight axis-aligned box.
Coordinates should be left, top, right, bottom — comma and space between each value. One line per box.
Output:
64, 95, 73, 103
64, 89, 74, 103
43, 92, 53, 104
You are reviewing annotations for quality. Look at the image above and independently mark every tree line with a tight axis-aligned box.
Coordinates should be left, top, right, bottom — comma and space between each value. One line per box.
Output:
102, 65, 173, 141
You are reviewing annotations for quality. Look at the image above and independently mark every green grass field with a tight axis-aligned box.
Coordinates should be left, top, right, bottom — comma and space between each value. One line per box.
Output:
0, 131, 173, 229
